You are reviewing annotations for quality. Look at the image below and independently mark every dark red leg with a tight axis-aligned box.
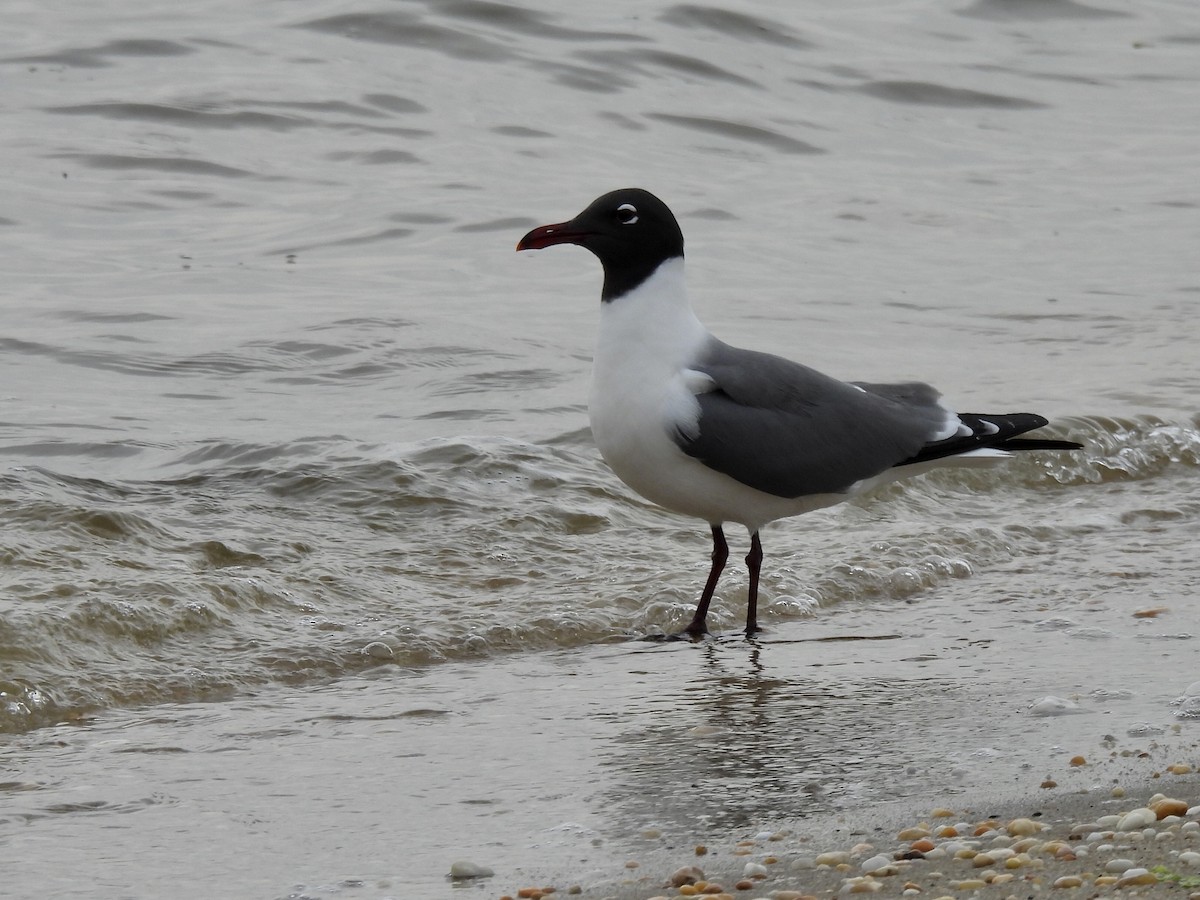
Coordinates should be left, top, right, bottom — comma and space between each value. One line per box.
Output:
684, 525, 727, 637
745, 531, 763, 635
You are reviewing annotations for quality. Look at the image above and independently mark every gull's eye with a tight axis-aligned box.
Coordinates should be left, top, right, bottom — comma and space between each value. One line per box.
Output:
616, 203, 638, 225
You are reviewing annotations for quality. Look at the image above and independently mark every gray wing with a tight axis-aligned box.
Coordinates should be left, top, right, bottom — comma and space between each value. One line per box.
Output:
675, 339, 952, 498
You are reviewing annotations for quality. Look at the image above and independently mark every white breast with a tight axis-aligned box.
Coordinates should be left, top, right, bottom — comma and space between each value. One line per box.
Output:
587, 259, 845, 529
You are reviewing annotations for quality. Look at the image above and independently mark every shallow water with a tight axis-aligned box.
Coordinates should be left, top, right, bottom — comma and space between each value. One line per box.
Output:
2, 0, 1199, 896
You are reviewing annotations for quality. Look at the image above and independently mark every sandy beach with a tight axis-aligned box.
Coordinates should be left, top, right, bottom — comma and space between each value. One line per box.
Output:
493, 755, 1200, 900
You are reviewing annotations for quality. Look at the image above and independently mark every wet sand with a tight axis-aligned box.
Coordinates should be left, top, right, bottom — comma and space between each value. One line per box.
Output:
541, 766, 1200, 900
479, 604, 1200, 900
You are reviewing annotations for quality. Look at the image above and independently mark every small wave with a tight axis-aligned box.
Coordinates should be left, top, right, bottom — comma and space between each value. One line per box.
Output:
431, 1, 643, 43
295, 12, 514, 62
0, 331, 417, 384
958, 0, 1131, 20
269, 226, 417, 255
1046, 415, 1200, 484
362, 93, 429, 115
46, 102, 312, 131
531, 60, 632, 94
324, 149, 421, 165
578, 48, 762, 88
647, 113, 824, 155
2, 414, 1195, 734
659, 5, 813, 48
51, 152, 266, 180
4, 39, 193, 69
856, 80, 1048, 110
53, 310, 174, 324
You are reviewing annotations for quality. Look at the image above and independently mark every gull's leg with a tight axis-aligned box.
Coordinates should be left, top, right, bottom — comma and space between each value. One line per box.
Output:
684, 525, 728, 637
745, 531, 763, 635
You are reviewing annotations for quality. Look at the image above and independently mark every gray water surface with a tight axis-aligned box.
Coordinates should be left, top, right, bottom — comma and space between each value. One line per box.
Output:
2, 0, 1199, 896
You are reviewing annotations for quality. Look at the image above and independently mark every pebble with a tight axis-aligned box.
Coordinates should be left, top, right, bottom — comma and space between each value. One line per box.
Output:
670, 866, 704, 886
1116, 867, 1158, 887
1152, 797, 1190, 818
1030, 696, 1084, 716
595, 786, 1198, 900
951, 879, 987, 890
816, 851, 851, 867
839, 876, 882, 894
1117, 808, 1157, 831
1006, 817, 1041, 836
448, 860, 493, 879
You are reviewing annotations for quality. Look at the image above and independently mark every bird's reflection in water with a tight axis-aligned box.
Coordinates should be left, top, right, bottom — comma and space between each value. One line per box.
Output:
597, 635, 943, 835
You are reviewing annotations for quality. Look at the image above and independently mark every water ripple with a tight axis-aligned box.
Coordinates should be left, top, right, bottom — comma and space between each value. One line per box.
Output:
958, 0, 1131, 20
856, 80, 1049, 109
4, 39, 194, 69
296, 12, 516, 61
646, 113, 824, 154
659, 4, 814, 47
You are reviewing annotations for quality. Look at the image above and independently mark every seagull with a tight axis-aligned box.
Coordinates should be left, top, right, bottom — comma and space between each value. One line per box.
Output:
516, 188, 1081, 638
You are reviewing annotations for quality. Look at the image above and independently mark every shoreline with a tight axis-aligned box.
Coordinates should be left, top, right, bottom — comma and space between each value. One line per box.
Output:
492, 753, 1200, 900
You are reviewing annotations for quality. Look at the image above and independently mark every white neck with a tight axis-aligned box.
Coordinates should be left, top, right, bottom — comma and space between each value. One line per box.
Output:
593, 258, 709, 374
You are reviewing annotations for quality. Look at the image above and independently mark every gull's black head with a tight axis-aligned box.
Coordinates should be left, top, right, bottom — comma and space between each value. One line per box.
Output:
517, 188, 685, 302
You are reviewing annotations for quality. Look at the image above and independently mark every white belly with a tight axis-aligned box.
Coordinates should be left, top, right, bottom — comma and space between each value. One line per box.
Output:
590, 381, 844, 529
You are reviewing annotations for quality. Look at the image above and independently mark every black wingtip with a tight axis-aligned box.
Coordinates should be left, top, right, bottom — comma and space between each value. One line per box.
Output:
898, 412, 1083, 467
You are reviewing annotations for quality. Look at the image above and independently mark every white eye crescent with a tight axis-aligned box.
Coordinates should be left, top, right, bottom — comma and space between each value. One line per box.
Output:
616, 203, 638, 225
